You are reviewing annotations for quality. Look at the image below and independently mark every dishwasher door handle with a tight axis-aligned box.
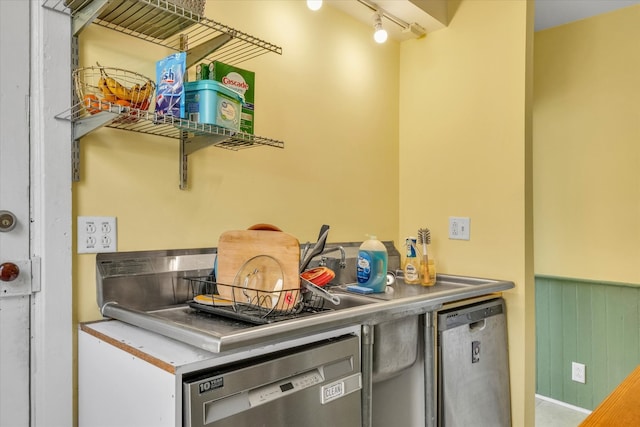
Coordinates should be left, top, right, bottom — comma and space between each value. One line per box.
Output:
469, 319, 486, 331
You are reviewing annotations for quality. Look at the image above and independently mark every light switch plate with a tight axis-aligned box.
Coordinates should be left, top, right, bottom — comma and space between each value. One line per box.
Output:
77, 216, 117, 254
449, 216, 470, 240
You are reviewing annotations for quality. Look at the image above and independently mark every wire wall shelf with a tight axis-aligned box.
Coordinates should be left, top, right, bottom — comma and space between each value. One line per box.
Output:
42, 0, 282, 65
42, 0, 285, 187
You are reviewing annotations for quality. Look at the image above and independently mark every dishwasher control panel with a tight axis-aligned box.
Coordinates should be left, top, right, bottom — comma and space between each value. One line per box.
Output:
249, 370, 324, 405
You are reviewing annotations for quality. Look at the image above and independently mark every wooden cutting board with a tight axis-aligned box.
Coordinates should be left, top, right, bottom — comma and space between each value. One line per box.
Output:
216, 230, 300, 310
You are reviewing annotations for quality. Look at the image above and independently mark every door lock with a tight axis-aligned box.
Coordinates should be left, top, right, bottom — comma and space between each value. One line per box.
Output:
0, 259, 36, 297
0, 210, 17, 232
0, 262, 20, 282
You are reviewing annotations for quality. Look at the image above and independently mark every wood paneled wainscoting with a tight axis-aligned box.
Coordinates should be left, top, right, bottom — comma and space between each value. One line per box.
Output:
536, 275, 640, 410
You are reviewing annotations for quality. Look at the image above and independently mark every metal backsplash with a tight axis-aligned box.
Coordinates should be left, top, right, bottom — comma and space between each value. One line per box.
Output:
95, 242, 400, 312
96, 248, 216, 310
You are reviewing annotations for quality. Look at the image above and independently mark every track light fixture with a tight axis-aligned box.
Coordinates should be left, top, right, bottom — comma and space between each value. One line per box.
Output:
373, 12, 387, 43
307, 0, 425, 42
359, 0, 426, 41
307, 0, 322, 11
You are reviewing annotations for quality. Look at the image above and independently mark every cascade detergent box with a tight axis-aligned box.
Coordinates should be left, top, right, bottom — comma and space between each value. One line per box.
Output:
210, 61, 255, 134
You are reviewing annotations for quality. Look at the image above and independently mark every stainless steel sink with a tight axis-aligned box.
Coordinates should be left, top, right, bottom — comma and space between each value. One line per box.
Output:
96, 248, 515, 356
371, 315, 419, 383
324, 288, 419, 383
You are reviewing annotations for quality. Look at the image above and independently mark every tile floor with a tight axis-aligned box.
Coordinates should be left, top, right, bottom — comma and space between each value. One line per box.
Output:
536, 395, 591, 427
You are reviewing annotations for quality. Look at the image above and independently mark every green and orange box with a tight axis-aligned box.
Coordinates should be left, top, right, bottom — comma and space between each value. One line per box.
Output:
210, 61, 255, 134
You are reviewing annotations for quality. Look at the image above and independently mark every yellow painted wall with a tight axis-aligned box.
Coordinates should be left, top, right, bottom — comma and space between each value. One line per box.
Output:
74, 1, 400, 322
399, 0, 534, 425
534, 5, 640, 284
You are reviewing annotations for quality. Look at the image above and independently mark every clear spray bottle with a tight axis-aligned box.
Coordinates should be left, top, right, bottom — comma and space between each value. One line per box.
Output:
403, 237, 421, 284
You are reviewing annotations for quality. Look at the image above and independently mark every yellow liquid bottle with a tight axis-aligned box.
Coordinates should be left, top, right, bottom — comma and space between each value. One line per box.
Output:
420, 257, 436, 286
417, 227, 436, 286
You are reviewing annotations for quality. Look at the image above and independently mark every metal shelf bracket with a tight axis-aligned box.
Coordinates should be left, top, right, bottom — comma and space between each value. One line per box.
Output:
73, 111, 119, 139
72, 0, 108, 35
185, 33, 234, 69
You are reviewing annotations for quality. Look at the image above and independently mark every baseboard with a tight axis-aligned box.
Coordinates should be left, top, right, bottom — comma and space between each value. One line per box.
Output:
535, 394, 592, 414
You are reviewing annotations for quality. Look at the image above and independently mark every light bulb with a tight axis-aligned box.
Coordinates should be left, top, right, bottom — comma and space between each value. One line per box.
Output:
374, 27, 387, 43
373, 12, 387, 44
307, 0, 322, 11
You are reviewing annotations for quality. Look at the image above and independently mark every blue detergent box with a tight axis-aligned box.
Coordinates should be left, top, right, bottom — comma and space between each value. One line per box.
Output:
155, 52, 186, 119
184, 80, 243, 131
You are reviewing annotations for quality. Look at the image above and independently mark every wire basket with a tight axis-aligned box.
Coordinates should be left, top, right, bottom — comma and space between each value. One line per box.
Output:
73, 66, 156, 118
185, 276, 328, 325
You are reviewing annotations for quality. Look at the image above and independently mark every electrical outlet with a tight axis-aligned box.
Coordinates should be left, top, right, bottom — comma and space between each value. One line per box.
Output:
449, 216, 470, 240
77, 216, 117, 254
572, 362, 586, 383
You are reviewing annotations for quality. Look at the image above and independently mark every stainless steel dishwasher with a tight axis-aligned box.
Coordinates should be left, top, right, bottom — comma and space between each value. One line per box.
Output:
183, 334, 362, 426
437, 298, 511, 427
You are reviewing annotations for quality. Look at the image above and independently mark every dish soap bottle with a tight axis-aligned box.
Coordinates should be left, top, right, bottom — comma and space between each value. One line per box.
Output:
403, 237, 421, 285
356, 235, 388, 293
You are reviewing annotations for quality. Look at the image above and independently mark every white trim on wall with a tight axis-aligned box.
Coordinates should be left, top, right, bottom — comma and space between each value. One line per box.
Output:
30, 2, 73, 425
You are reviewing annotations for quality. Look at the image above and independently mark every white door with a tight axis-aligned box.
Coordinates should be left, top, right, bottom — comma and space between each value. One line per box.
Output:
1, 1, 73, 425
0, 0, 32, 425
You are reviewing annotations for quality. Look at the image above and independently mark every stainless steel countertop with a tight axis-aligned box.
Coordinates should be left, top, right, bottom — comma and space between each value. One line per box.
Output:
102, 273, 514, 353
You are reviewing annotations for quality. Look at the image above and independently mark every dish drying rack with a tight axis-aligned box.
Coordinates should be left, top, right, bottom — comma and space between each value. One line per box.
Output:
184, 276, 329, 325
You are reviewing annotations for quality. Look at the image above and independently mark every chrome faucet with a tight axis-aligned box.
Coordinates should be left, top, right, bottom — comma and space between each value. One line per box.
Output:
318, 246, 346, 269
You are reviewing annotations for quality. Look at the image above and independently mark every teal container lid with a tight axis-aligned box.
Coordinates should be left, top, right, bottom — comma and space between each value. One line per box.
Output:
184, 80, 244, 103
